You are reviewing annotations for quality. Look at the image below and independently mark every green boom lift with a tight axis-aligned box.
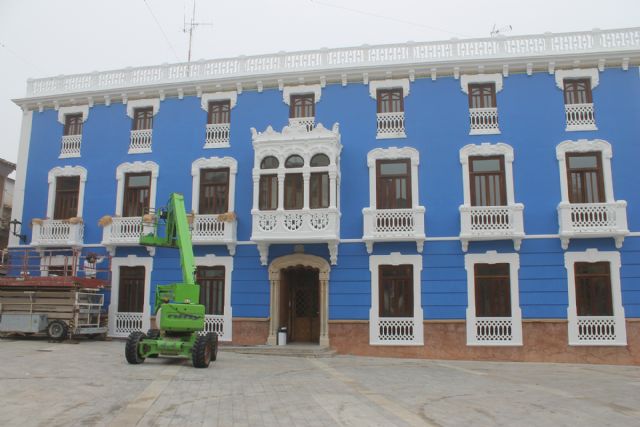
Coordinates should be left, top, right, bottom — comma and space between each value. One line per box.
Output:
125, 193, 218, 368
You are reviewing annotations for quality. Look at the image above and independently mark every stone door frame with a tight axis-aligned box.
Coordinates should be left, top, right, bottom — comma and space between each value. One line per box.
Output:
267, 254, 330, 346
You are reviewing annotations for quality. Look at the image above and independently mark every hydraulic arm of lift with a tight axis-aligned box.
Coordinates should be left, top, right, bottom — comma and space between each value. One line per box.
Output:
125, 193, 218, 368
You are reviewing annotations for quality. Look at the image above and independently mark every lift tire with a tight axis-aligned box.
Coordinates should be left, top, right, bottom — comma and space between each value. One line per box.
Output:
192, 334, 212, 368
47, 320, 69, 341
210, 333, 219, 362
125, 332, 147, 365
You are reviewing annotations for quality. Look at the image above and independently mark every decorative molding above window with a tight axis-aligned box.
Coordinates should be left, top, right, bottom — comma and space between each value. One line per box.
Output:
57, 105, 89, 124
554, 68, 599, 90
200, 91, 237, 111
460, 73, 503, 94
556, 139, 628, 249
464, 251, 523, 346
125, 98, 160, 118
564, 249, 626, 346
46, 166, 88, 218
369, 252, 424, 346
282, 84, 322, 105
368, 78, 410, 99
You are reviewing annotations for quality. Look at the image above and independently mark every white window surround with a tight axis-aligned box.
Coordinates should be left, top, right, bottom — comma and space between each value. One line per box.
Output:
556, 139, 628, 249
369, 252, 424, 346
363, 147, 425, 253
464, 251, 523, 346
459, 143, 524, 251
108, 255, 153, 338
191, 157, 238, 214
368, 78, 411, 99
115, 161, 159, 216
200, 91, 238, 111
554, 68, 599, 90
460, 73, 503, 94
282, 84, 322, 105
564, 249, 626, 346
125, 98, 160, 118
46, 166, 87, 218
195, 254, 234, 341
57, 105, 89, 124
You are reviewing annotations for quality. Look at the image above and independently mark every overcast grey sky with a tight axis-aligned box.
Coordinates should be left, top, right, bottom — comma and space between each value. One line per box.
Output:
1, 0, 638, 165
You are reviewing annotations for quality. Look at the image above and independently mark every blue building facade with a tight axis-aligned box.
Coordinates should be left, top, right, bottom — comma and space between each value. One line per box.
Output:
11, 28, 640, 363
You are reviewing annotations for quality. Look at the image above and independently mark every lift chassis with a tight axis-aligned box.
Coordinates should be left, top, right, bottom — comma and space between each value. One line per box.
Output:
125, 193, 217, 368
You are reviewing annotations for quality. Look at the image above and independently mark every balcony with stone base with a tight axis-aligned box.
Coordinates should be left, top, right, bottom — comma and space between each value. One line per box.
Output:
558, 201, 628, 249
31, 219, 84, 248
459, 204, 525, 251
362, 207, 425, 253
190, 213, 237, 255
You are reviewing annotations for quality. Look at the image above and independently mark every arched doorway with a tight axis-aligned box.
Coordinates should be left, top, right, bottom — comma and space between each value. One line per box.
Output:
267, 254, 330, 346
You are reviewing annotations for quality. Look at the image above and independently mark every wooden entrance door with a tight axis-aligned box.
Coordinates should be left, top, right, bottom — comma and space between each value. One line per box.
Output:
284, 267, 319, 343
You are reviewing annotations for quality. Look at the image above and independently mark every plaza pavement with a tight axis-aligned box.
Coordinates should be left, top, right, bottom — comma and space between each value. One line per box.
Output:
0, 338, 638, 426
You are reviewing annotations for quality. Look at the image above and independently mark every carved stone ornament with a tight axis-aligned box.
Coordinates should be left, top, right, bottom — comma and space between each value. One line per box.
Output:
57, 105, 89, 124
460, 73, 503, 94
554, 68, 599, 90
282, 84, 322, 105
367, 146, 419, 167
126, 98, 160, 118
368, 79, 410, 99
200, 91, 237, 111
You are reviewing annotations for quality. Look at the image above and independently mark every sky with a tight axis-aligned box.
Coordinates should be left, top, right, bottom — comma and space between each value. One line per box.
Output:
0, 0, 638, 166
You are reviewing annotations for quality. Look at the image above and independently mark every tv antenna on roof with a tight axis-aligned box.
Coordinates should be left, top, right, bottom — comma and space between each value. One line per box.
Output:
183, 0, 212, 62
491, 24, 512, 37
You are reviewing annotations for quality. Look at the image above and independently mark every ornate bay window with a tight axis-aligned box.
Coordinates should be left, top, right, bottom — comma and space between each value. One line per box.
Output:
556, 139, 628, 249
555, 68, 598, 131
460, 74, 502, 135
200, 91, 236, 148
31, 166, 87, 247
190, 157, 238, 254
459, 143, 524, 251
101, 161, 159, 255
564, 249, 626, 346
126, 98, 160, 153
57, 105, 89, 158
369, 79, 409, 139
363, 147, 425, 253
283, 84, 321, 131
464, 251, 523, 346
250, 123, 341, 265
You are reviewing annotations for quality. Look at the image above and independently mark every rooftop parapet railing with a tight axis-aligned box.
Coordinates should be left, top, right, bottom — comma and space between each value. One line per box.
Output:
24, 27, 640, 97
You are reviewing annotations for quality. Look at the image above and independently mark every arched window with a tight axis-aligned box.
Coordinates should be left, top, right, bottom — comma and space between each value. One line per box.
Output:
261, 156, 279, 169
310, 154, 330, 167
285, 155, 304, 168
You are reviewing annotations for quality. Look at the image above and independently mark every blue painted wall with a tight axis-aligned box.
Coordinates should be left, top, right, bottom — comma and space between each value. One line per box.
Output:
20, 68, 640, 321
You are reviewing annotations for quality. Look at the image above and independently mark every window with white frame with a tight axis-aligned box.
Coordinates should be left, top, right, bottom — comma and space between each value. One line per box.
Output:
369, 253, 423, 345
464, 251, 522, 346
47, 166, 87, 220
555, 68, 598, 131
126, 98, 160, 154
191, 157, 237, 215
363, 147, 425, 253
564, 249, 626, 346
369, 79, 409, 139
556, 139, 628, 249
115, 161, 159, 217
283, 84, 321, 131
108, 255, 153, 338
460, 74, 502, 135
201, 91, 237, 148
194, 254, 233, 341
458, 143, 524, 251
57, 105, 89, 158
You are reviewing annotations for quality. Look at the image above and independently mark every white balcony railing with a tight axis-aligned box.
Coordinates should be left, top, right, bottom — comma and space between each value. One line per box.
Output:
200, 314, 232, 341
558, 201, 628, 249
31, 219, 84, 247
251, 208, 340, 265
129, 129, 153, 153
110, 312, 145, 338
469, 107, 500, 134
459, 204, 524, 251
205, 123, 230, 148
568, 315, 627, 346
370, 317, 422, 345
288, 117, 315, 131
565, 103, 597, 131
362, 207, 425, 253
469, 317, 519, 345
60, 134, 82, 158
26, 28, 640, 97
191, 214, 237, 255
376, 112, 406, 139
